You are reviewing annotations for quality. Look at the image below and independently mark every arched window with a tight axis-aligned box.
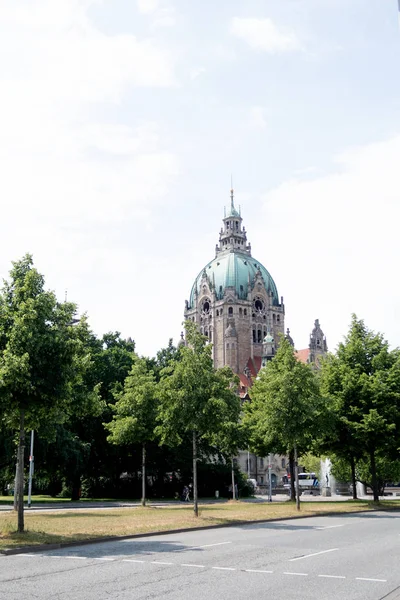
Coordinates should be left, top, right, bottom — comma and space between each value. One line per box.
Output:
239, 307, 242, 316
216, 310, 219, 316
244, 309, 247, 316
257, 329, 262, 343
253, 329, 256, 343
228, 307, 233, 315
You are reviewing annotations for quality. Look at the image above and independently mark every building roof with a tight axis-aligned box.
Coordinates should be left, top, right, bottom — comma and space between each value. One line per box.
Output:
295, 348, 310, 363
189, 251, 279, 307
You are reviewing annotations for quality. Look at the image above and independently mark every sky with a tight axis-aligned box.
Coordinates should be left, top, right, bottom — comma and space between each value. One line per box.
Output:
1, 0, 400, 358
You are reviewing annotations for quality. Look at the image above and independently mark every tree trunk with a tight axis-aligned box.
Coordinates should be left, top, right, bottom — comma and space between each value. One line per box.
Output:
231, 457, 236, 500
70, 475, 81, 501
17, 409, 25, 533
370, 449, 379, 502
141, 443, 146, 507
193, 430, 198, 517
289, 448, 296, 502
13, 460, 18, 511
350, 454, 357, 500
294, 443, 300, 511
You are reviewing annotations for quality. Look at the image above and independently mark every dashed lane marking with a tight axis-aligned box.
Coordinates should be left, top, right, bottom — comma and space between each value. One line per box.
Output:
245, 569, 273, 574
289, 548, 338, 561
121, 559, 145, 563
12, 554, 388, 583
173, 542, 232, 553
356, 578, 387, 582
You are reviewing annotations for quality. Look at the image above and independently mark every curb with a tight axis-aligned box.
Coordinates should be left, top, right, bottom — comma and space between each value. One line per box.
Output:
3, 506, 396, 556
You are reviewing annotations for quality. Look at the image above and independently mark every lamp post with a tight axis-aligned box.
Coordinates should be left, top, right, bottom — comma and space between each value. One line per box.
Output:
268, 454, 272, 502
27, 430, 34, 508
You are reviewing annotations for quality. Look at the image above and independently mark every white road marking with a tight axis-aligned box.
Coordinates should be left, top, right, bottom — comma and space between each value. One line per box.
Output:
316, 525, 345, 530
174, 542, 232, 552
16, 553, 389, 583
122, 559, 145, 563
245, 569, 273, 574
290, 548, 339, 561
356, 577, 387, 582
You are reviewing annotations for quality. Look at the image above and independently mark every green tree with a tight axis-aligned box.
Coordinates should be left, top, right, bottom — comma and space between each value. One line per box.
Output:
0, 255, 94, 531
243, 337, 322, 508
156, 321, 240, 516
105, 357, 157, 506
320, 315, 400, 502
330, 454, 400, 496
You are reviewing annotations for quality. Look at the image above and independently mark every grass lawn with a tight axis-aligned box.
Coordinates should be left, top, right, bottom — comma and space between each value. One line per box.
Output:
1, 499, 399, 552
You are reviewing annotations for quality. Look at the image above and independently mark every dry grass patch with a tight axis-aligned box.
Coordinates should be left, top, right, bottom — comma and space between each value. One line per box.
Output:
1, 500, 398, 552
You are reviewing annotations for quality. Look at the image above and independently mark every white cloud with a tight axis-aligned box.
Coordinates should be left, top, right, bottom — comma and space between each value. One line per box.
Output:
252, 135, 400, 352
248, 106, 267, 130
230, 17, 301, 53
190, 67, 206, 81
0, 0, 180, 356
137, 0, 176, 29
137, 0, 159, 14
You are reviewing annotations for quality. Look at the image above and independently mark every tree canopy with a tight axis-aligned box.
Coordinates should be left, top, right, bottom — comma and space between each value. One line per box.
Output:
320, 315, 400, 501
156, 321, 241, 515
243, 337, 323, 503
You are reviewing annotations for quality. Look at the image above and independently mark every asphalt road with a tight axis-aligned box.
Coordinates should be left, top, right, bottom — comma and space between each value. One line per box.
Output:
1, 511, 399, 600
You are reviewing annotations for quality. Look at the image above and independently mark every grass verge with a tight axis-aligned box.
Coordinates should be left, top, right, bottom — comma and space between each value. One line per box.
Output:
1, 499, 399, 552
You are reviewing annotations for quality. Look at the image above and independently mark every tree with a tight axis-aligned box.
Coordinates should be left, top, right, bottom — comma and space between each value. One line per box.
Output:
105, 357, 157, 506
0, 255, 94, 531
330, 454, 400, 497
320, 315, 400, 502
156, 321, 241, 516
243, 337, 323, 509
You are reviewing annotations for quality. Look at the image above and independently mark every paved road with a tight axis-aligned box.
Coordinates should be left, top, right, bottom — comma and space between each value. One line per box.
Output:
1, 511, 399, 600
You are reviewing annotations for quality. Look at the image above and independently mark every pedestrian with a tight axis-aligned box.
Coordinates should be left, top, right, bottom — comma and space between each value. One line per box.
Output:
183, 485, 190, 502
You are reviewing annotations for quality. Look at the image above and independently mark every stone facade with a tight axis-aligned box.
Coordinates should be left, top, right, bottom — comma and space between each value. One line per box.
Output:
184, 191, 285, 374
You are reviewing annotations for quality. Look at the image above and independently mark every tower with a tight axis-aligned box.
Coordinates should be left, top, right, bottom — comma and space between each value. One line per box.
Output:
308, 319, 328, 366
184, 190, 285, 375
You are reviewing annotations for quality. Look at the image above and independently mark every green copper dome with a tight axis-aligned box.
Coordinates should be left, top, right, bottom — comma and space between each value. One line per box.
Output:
189, 251, 279, 307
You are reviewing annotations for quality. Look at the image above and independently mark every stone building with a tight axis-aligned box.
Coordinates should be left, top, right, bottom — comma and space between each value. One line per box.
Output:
183, 191, 327, 491
184, 190, 285, 373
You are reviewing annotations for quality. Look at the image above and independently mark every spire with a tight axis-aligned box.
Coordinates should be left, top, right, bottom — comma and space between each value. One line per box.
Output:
215, 185, 250, 257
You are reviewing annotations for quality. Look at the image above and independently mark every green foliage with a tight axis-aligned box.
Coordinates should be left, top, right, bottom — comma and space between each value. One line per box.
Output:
0, 254, 94, 429
244, 337, 323, 457
331, 453, 400, 495
156, 321, 240, 447
106, 357, 157, 446
320, 315, 400, 500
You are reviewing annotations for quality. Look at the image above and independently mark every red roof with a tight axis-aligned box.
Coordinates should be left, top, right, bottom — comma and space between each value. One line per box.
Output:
295, 348, 310, 363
